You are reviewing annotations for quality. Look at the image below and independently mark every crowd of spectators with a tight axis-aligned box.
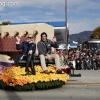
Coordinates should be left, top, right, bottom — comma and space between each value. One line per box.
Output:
68, 48, 100, 70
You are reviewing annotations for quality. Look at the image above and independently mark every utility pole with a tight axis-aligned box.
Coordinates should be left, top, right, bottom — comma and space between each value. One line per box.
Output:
65, 0, 68, 55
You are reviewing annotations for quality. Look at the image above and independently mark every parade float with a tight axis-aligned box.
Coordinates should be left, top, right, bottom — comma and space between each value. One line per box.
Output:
0, 23, 69, 91
0, 64, 68, 91
0, 54, 69, 91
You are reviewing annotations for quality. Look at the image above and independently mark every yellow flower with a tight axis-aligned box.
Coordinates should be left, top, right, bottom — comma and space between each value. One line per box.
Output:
0, 65, 69, 86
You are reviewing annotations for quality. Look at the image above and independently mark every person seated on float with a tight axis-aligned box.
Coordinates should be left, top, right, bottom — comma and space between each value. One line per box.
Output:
14, 34, 36, 75
37, 32, 62, 74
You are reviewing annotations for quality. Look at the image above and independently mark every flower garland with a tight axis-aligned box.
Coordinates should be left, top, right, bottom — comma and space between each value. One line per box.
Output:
0, 65, 69, 91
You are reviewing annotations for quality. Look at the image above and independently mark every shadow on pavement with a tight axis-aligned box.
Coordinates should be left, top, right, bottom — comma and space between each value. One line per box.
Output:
4, 90, 22, 100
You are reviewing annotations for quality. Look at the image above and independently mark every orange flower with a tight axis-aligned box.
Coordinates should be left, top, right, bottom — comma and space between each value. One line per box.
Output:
14, 79, 24, 86
22, 79, 28, 84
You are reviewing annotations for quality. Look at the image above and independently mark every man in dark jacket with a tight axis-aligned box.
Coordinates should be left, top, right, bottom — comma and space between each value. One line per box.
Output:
14, 34, 36, 75
37, 32, 62, 74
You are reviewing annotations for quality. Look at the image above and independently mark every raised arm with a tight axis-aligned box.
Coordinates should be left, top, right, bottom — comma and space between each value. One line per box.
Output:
51, 37, 58, 48
16, 36, 23, 50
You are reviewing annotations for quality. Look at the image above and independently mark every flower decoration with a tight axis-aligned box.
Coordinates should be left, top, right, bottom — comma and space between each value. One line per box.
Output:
0, 65, 69, 91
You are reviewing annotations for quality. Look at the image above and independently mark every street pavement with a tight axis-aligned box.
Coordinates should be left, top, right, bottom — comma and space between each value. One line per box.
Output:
68, 70, 100, 84
0, 70, 100, 100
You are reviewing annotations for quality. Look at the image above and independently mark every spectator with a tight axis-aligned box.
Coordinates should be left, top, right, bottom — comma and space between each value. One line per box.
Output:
75, 56, 82, 70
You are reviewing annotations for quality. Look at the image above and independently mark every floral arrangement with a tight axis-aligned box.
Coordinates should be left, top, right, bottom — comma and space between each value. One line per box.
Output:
0, 65, 69, 91
0, 65, 8, 74
61, 67, 71, 74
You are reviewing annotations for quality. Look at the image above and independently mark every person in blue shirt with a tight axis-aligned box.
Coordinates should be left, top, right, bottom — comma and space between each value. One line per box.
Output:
14, 34, 36, 75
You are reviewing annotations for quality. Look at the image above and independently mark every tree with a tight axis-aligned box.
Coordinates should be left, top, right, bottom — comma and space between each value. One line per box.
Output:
91, 26, 100, 39
1, 21, 11, 25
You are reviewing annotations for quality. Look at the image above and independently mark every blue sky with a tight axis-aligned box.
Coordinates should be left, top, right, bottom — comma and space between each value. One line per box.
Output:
0, 0, 100, 34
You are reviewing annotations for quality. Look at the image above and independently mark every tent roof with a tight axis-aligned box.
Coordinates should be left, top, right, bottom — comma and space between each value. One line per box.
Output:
68, 43, 78, 48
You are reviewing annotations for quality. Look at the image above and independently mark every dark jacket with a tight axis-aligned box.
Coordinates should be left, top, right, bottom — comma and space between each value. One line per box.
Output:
37, 39, 58, 56
14, 41, 36, 64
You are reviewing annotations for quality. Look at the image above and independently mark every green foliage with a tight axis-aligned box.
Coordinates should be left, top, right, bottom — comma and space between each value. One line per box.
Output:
14, 83, 35, 91
91, 26, 100, 39
1, 21, 11, 25
0, 80, 6, 89
35, 80, 64, 90
0, 80, 65, 91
